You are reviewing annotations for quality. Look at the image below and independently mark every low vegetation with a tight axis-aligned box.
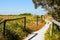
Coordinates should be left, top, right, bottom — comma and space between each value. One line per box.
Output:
45, 23, 60, 40
0, 13, 45, 40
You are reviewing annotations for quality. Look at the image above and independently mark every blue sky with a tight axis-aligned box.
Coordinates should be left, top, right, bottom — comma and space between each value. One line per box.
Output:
0, 0, 48, 15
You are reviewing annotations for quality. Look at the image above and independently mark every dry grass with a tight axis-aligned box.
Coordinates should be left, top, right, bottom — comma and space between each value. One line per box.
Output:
0, 15, 46, 40
45, 15, 52, 21
27, 21, 45, 31
0, 15, 45, 31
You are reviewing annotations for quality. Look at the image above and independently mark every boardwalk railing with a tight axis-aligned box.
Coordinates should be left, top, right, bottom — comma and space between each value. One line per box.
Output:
0, 17, 26, 36
52, 18, 60, 26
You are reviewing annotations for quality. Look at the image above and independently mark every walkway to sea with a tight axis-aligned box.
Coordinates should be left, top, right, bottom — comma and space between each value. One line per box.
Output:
24, 21, 52, 40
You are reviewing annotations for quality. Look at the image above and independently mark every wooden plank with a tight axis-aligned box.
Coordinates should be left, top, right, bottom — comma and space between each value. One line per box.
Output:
52, 18, 60, 26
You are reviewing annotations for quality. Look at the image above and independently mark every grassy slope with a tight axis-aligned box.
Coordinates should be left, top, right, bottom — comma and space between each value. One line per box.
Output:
0, 15, 45, 40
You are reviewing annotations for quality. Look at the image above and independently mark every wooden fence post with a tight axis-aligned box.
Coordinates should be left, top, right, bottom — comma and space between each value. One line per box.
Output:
50, 22, 54, 36
36, 16, 38, 26
50, 23, 52, 36
24, 17, 26, 30
3, 20, 6, 36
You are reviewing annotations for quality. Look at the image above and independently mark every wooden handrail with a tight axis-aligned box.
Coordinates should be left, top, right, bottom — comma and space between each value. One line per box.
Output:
5, 17, 25, 21
52, 18, 60, 26
0, 20, 5, 24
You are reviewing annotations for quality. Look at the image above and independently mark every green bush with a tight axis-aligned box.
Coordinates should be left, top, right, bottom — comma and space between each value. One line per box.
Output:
19, 13, 32, 16
5, 29, 21, 40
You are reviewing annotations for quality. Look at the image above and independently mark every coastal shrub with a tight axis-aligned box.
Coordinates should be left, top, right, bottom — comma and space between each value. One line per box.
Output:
5, 29, 21, 40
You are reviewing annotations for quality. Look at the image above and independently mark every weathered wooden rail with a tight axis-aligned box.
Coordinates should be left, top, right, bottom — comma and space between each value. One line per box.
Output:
52, 18, 60, 26
0, 17, 26, 36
